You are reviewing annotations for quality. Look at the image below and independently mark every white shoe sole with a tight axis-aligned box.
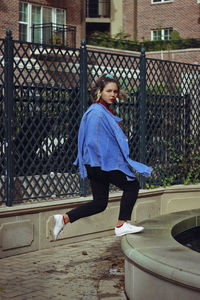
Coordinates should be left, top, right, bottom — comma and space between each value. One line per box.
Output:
115, 227, 144, 237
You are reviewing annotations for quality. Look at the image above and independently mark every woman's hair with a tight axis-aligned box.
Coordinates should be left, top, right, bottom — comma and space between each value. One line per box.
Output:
90, 74, 127, 102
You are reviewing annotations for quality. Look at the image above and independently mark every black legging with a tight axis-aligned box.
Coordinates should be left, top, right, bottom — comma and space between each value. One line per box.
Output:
67, 165, 140, 223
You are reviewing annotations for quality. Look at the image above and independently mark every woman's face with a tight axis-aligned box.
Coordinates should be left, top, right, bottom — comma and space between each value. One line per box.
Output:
100, 82, 119, 105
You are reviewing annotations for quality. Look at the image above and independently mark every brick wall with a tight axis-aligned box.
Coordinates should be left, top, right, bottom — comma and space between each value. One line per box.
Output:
65, 0, 85, 47
0, 0, 84, 47
122, 0, 135, 39
137, 0, 200, 42
87, 45, 200, 65
146, 49, 200, 65
0, 0, 19, 40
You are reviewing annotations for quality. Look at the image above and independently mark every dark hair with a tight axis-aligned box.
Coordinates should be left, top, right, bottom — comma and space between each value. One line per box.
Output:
90, 74, 127, 102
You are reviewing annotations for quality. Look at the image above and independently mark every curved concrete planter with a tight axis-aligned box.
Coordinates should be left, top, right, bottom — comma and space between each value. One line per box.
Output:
121, 209, 200, 300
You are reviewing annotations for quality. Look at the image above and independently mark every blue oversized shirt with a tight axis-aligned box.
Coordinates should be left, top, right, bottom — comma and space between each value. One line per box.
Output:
74, 103, 152, 179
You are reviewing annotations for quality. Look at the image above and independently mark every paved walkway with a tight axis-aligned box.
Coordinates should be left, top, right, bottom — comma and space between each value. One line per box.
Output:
0, 236, 127, 300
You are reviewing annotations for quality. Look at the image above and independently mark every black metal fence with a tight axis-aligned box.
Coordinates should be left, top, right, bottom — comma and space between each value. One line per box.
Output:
0, 30, 199, 206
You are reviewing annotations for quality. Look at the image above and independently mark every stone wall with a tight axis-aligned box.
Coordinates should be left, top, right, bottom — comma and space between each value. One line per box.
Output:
0, 184, 200, 258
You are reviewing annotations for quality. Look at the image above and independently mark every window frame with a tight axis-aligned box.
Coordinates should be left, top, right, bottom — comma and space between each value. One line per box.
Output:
151, 28, 173, 41
19, 2, 32, 42
151, 0, 173, 4
19, 2, 66, 43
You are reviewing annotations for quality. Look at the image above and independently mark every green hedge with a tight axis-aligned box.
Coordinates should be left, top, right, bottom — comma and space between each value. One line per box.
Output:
87, 36, 200, 52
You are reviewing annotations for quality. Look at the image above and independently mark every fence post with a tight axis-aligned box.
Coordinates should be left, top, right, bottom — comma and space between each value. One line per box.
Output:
4, 29, 14, 206
139, 48, 147, 189
79, 40, 88, 196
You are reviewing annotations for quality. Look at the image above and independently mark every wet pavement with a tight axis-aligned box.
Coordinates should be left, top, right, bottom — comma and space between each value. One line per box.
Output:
0, 235, 127, 300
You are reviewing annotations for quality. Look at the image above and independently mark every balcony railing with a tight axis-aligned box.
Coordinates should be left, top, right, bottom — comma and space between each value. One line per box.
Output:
31, 23, 76, 47
86, 0, 110, 18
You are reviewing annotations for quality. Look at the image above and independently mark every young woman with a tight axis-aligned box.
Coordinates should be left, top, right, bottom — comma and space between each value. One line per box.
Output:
53, 74, 152, 239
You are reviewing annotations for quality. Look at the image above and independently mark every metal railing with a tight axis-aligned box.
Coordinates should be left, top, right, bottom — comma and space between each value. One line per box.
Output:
0, 30, 199, 206
31, 23, 76, 47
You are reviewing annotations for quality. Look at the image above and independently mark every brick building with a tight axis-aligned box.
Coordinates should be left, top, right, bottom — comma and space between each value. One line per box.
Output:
0, 0, 85, 47
86, 0, 200, 64
86, 0, 200, 42
135, 0, 200, 42
0, 1, 199, 46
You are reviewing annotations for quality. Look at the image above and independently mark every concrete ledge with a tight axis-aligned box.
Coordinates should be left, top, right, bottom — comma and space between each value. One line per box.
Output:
121, 209, 200, 300
0, 184, 200, 258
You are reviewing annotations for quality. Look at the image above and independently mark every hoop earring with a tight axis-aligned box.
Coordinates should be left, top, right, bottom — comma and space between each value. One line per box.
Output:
96, 89, 101, 102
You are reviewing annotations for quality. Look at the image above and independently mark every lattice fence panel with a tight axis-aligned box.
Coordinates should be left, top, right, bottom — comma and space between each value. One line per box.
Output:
12, 41, 81, 201
145, 58, 200, 186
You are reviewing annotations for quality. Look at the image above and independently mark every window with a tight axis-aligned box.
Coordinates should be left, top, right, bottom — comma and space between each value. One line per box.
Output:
151, 28, 173, 40
19, 2, 29, 41
86, 0, 110, 18
32, 5, 42, 43
19, 2, 66, 43
152, 0, 172, 3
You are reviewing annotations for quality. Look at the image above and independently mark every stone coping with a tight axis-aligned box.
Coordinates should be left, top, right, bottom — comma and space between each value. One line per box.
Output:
121, 208, 200, 291
1, 183, 200, 217
0, 191, 122, 217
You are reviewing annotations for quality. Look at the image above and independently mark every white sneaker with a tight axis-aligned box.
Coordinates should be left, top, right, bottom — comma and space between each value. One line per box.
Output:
53, 214, 64, 240
115, 222, 144, 237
